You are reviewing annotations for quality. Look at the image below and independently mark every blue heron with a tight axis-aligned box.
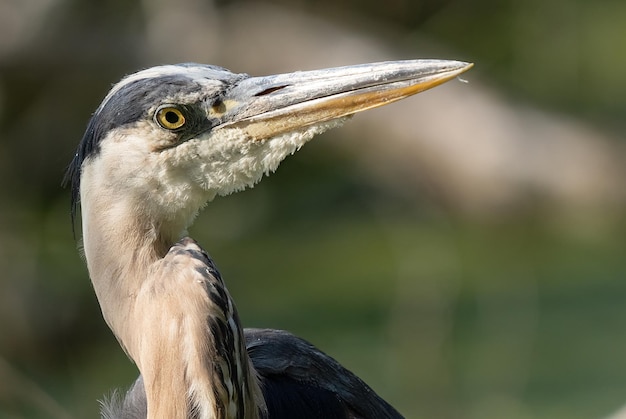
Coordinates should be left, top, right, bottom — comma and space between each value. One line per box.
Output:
66, 59, 472, 418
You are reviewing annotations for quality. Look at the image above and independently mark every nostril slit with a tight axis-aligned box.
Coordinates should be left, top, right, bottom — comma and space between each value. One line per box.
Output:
254, 85, 289, 96
211, 100, 226, 114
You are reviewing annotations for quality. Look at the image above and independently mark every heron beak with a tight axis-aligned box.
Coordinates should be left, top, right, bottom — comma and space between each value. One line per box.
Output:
214, 60, 473, 139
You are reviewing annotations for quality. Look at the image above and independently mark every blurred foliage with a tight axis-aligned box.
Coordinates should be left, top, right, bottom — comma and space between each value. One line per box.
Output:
271, 0, 626, 122
0, 0, 625, 418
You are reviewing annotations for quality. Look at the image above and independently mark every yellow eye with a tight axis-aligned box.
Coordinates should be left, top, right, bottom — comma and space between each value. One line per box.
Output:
155, 106, 186, 130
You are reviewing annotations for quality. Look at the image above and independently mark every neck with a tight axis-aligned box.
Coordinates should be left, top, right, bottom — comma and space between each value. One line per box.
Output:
80, 184, 263, 418
81, 194, 173, 345
137, 237, 264, 419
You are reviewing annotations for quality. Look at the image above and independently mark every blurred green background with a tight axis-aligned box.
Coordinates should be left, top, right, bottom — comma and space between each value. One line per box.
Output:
0, 0, 625, 418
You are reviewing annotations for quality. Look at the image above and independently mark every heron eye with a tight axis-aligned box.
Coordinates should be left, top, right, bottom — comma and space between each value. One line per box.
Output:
155, 106, 186, 130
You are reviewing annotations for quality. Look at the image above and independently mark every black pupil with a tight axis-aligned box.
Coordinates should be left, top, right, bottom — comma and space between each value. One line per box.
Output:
165, 110, 180, 124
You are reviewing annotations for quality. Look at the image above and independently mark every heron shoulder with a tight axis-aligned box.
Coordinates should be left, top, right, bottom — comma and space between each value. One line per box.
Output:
245, 328, 404, 419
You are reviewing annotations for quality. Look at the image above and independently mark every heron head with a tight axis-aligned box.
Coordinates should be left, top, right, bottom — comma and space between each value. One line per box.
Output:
67, 60, 472, 235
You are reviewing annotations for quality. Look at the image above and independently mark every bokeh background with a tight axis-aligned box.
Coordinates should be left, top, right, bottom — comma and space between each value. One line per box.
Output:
1, 0, 625, 418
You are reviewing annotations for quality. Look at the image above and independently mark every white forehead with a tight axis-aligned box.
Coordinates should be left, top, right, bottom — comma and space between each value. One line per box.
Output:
99, 64, 236, 111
